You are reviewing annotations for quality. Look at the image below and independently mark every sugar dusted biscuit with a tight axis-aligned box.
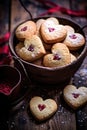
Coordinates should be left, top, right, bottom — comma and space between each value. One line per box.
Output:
70, 53, 77, 63
63, 33, 85, 50
46, 17, 59, 25
64, 25, 75, 33
36, 19, 45, 36
29, 96, 57, 121
43, 43, 71, 67
63, 85, 87, 109
15, 35, 46, 62
41, 20, 67, 44
15, 21, 36, 40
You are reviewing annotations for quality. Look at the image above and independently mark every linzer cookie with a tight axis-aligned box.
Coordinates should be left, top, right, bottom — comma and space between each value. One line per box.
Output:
15, 21, 36, 40
15, 35, 46, 62
63, 33, 85, 50
43, 43, 71, 67
63, 85, 87, 109
29, 96, 57, 121
40, 19, 67, 44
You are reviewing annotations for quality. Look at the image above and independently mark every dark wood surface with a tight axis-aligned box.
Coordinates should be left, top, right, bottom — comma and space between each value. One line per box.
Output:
0, 0, 87, 130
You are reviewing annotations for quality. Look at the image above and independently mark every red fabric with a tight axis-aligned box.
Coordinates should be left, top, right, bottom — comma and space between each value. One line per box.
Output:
40, 6, 87, 16
0, 32, 10, 44
36, 0, 87, 16
0, 32, 11, 65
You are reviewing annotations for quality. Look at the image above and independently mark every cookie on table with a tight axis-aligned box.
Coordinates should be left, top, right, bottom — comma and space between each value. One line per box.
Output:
29, 96, 57, 121
63, 85, 87, 109
40, 19, 67, 44
63, 33, 85, 50
15, 20, 36, 41
15, 35, 46, 62
43, 43, 71, 67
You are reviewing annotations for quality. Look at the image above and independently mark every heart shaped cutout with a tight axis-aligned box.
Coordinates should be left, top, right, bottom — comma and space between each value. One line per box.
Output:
29, 96, 57, 121
63, 85, 87, 109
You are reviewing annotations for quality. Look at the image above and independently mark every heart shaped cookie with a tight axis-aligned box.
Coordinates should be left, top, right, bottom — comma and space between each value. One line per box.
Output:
29, 96, 57, 121
15, 35, 46, 62
63, 33, 85, 50
15, 20, 36, 40
43, 43, 71, 67
63, 85, 87, 109
41, 19, 67, 44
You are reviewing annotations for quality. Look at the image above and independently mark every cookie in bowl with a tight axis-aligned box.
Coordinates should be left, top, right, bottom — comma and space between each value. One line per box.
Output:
43, 43, 71, 67
15, 35, 46, 62
40, 19, 67, 44
63, 33, 85, 50
15, 20, 36, 41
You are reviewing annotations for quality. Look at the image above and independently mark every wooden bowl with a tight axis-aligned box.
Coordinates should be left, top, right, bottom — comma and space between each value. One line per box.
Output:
9, 16, 87, 84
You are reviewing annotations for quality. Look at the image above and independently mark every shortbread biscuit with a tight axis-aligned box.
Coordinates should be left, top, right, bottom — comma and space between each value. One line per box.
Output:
36, 19, 45, 36
63, 33, 85, 50
43, 43, 71, 67
64, 25, 75, 33
41, 20, 67, 44
15, 35, 46, 62
15, 21, 36, 40
46, 17, 59, 25
63, 85, 87, 109
70, 53, 77, 63
29, 96, 57, 121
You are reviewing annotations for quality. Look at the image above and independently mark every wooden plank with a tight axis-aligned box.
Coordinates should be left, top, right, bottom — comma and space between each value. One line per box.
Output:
8, 84, 76, 130
69, 1, 87, 130
0, 0, 10, 36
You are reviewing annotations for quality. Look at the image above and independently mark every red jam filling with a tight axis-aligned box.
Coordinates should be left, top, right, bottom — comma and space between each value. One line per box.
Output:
21, 26, 27, 31
28, 44, 34, 52
72, 93, 80, 98
53, 54, 61, 60
48, 27, 55, 32
69, 34, 77, 39
0, 83, 12, 95
38, 104, 46, 111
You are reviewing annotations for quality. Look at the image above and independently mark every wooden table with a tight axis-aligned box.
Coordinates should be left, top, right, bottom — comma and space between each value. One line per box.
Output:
0, 0, 87, 130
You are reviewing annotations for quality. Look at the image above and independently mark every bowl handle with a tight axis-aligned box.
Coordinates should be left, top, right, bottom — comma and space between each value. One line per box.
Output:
13, 56, 32, 85
19, 0, 33, 20
7, 55, 32, 86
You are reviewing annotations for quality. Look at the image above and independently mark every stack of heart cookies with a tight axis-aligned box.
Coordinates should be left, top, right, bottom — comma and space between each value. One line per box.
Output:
15, 17, 85, 68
